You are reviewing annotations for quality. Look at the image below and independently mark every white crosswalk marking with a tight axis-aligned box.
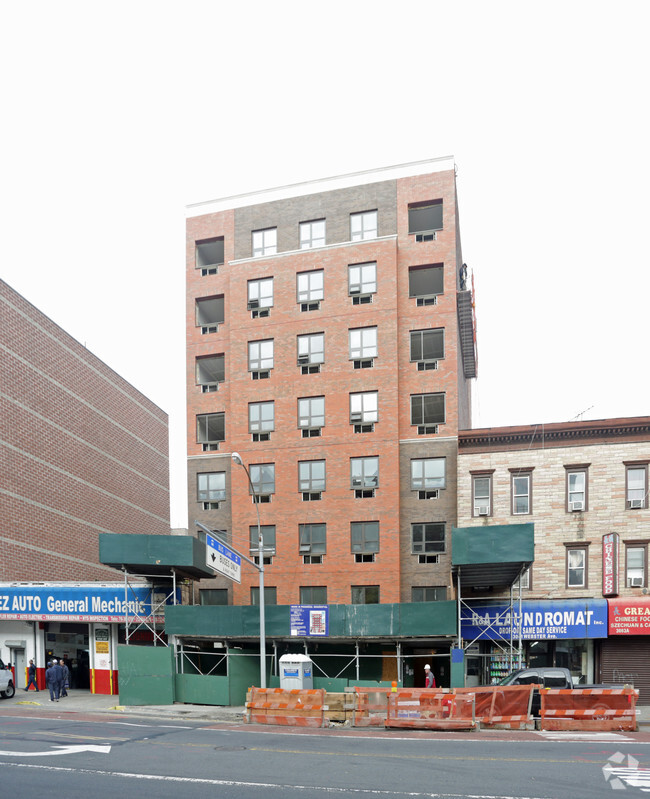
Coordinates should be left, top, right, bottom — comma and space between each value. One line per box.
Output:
604, 767, 650, 792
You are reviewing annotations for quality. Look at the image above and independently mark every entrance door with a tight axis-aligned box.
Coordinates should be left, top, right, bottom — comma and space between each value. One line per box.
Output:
12, 649, 26, 690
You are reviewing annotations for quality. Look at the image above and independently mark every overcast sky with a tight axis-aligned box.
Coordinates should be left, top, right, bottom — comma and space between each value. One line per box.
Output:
2, 1, 648, 528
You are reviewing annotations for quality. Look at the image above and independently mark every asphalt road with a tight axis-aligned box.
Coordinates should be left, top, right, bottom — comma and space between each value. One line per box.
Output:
1, 713, 649, 799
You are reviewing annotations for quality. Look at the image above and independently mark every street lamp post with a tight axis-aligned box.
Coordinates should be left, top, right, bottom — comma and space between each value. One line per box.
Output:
231, 452, 266, 689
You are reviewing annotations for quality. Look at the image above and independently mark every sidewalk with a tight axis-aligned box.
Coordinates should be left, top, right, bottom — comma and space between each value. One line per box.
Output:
10, 690, 650, 730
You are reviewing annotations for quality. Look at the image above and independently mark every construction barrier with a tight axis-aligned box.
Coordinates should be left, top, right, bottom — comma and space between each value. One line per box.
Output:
456, 685, 536, 730
386, 688, 477, 731
540, 687, 639, 732
245, 687, 329, 728
352, 686, 391, 727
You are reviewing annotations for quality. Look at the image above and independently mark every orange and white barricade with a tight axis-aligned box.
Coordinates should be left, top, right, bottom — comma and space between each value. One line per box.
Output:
386, 688, 477, 731
246, 687, 329, 728
540, 687, 638, 732
456, 685, 535, 730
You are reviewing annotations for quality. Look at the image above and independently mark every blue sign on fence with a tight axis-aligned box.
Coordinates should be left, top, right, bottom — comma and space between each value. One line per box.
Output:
461, 599, 608, 641
290, 605, 329, 637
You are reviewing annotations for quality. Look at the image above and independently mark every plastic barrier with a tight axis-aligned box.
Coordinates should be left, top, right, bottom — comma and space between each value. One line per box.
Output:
386, 689, 477, 731
246, 687, 329, 728
352, 686, 391, 727
540, 687, 639, 732
456, 685, 535, 730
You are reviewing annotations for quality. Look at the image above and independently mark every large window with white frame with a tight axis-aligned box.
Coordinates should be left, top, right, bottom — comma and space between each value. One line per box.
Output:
350, 210, 377, 241
349, 326, 377, 365
300, 219, 326, 249
511, 470, 532, 515
297, 269, 324, 307
298, 396, 325, 436
247, 277, 273, 315
626, 544, 648, 588
566, 466, 588, 512
566, 545, 588, 588
252, 227, 277, 257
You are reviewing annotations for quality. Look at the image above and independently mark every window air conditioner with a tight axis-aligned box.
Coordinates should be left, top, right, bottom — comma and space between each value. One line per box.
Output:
349, 285, 361, 295
350, 413, 362, 422
570, 501, 584, 512
247, 299, 259, 309
629, 499, 644, 509
629, 577, 644, 587
477, 505, 489, 516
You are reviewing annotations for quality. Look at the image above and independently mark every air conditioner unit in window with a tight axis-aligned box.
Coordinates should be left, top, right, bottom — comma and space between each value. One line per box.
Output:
477, 505, 489, 516
297, 355, 309, 365
629, 576, 644, 587
629, 499, 644, 509
350, 413, 362, 422
349, 285, 361, 295
247, 299, 259, 309
570, 501, 584, 512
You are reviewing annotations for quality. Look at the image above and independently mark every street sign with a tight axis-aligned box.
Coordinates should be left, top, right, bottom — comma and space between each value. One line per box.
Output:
206, 534, 241, 584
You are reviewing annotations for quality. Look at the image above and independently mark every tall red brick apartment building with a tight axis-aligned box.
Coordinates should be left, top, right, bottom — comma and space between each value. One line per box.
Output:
186, 157, 477, 609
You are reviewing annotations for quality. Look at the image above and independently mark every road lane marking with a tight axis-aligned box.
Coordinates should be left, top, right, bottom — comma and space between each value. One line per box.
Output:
0, 744, 111, 757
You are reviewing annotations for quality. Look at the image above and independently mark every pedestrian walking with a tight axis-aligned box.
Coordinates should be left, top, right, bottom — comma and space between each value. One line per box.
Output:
60, 658, 70, 697
45, 661, 60, 701
424, 663, 436, 688
25, 658, 39, 692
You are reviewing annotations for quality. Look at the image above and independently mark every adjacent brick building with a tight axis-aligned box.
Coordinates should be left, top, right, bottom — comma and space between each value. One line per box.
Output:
186, 157, 478, 610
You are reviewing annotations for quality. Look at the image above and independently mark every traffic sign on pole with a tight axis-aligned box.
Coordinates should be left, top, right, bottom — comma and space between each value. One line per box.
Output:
206, 534, 241, 584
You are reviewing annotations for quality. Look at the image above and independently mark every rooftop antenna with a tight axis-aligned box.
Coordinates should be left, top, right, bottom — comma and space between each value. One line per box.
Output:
570, 405, 594, 422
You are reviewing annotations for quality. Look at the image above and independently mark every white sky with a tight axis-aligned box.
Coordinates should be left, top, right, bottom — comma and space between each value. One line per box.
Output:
1, 1, 648, 528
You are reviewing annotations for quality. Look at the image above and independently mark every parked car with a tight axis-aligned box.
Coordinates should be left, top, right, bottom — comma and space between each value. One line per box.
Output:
494, 666, 627, 716
0, 658, 15, 699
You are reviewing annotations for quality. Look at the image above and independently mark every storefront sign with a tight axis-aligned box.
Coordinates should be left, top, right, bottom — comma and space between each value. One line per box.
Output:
0, 585, 172, 622
602, 533, 619, 596
461, 599, 608, 641
608, 597, 650, 635
290, 605, 329, 637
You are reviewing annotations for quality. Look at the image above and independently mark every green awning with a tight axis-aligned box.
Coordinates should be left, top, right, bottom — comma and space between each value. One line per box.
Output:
452, 523, 534, 589
99, 533, 214, 580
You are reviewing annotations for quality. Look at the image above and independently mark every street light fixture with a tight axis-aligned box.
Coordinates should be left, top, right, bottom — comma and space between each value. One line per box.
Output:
231, 452, 266, 689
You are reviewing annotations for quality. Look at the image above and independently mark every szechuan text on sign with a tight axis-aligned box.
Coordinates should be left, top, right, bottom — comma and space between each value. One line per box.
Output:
206, 534, 241, 584
602, 533, 619, 597
290, 605, 329, 637
608, 597, 650, 635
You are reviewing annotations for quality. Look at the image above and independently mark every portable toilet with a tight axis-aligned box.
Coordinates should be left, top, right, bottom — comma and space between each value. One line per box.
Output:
279, 654, 313, 689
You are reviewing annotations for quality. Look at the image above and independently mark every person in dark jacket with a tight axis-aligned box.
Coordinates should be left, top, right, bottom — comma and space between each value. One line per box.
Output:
60, 658, 70, 697
45, 661, 59, 701
25, 659, 39, 692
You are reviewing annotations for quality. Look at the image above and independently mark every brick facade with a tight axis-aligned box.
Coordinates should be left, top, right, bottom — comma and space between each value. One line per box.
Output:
0, 279, 170, 582
186, 159, 476, 606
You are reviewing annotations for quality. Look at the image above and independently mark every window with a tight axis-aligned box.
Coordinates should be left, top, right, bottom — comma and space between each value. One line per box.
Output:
408, 200, 443, 236
472, 473, 492, 516
250, 463, 275, 500
297, 333, 324, 371
350, 210, 378, 241
411, 458, 445, 497
349, 326, 377, 364
350, 457, 379, 494
298, 396, 325, 435
299, 523, 326, 561
197, 413, 225, 451
249, 401, 274, 440
248, 277, 273, 315
297, 269, 324, 307
300, 219, 326, 249
350, 391, 378, 429
248, 339, 274, 376
626, 544, 647, 587
410, 393, 445, 432
197, 472, 226, 507
249, 524, 276, 556
300, 586, 327, 604
411, 522, 445, 554
408, 264, 444, 305
348, 262, 377, 299
196, 354, 225, 391
252, 227, 277, 257
200, 589, 228, 605
515, 566, 531, 590
566, 466, 588, 512
412, 586, 447, 602
410, 328, 444, 368
566, 546, 588, 588
195, 237, 224, 274
351, 585, 379, 604
195, 295, 225, 333
299, 460, 326, 497
626, 463, 648, 509
251, 586, 277, 605
351, 521, 379, 557
511, 471, 532, 515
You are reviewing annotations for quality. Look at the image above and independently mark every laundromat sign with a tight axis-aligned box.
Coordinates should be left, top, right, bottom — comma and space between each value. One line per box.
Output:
462, 599, 608, 640
0, 585, 166, 622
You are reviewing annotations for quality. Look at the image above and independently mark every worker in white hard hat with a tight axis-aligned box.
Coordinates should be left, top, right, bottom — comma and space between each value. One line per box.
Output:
424, 663, 436, 688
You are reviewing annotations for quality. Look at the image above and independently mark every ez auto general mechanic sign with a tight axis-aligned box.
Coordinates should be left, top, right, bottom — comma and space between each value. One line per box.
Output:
0, 584, 166, 623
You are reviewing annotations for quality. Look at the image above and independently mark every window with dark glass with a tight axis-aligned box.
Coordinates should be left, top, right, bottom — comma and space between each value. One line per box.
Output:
299, 523, 327, 557
197, 413, 225, 445
350, 457, 379, 490
410, 393, 445, 428
195, 295, 225, 332
410, 329, 444, 363
300, 586, 327, 604
249, 524, 276, 555
251, 586, 277, 605
408, 200, 443, 234
408, 264, 444, 299
412, 586, 447, 602
351, 585, 379, 604
196, 354, 225, 390
411, 522, 445, 554
351, 521, 379, 554
195, 237, 224, 270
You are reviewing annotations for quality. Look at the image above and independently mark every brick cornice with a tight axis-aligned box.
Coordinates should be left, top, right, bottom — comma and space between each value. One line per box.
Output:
459, 417, 650, 453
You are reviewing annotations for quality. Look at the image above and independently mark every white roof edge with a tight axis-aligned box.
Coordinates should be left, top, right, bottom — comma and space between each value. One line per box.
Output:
186, 156, 456, 218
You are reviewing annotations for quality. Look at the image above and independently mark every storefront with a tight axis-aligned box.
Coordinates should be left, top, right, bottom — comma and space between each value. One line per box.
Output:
461, 598, 608, 685
0, 583, 167, 693
600, 597, 650, 703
